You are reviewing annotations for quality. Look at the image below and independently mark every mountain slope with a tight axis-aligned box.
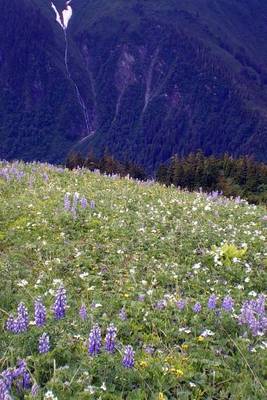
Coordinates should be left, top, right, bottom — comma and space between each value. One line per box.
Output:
0, 0, 267, 169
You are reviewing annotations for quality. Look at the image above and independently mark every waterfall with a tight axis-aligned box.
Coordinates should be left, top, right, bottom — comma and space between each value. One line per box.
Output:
51, 1, 90, 134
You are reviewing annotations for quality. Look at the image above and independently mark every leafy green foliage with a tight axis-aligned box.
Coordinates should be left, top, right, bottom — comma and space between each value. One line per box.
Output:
211, 243, 248, 267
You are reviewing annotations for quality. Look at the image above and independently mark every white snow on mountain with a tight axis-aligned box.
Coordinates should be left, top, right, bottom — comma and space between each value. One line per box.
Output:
62, 1, 73, 29
51, 1, 72, 30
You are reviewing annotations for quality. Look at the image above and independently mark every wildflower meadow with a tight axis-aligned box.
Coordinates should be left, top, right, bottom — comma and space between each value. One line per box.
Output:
0, 161, 266, 399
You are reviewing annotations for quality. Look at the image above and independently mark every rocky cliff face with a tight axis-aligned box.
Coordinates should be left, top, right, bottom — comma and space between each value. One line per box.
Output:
1, 0, 267, 170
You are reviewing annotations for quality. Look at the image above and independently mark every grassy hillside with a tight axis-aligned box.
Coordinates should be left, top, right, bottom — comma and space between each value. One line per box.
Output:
0, 161, 266, 399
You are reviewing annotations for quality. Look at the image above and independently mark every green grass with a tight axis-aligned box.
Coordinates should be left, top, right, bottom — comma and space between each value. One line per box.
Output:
0, 161, 266, 399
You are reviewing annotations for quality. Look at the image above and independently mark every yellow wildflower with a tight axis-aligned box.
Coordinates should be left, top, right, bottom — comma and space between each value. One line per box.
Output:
139, 360, 148, 368
197, 336, 204, 342
181, 343, 189, 350
170, 368, 184, 378
175, 369, 184, 377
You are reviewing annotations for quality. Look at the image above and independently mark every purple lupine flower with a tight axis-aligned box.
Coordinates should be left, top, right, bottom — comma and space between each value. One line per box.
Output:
5, 315, 15, 333
207, 294, 217, 310
80, 197, 87, 209
88, 324, 102, 356
34, 298, 46, 327
105, 324, 117, 353
71, 192, 79, 218
0, 378, 10, 400
122, 345, 135, 368
119, 308, 127, 321
137, 294, 145, 302
17, 303, 29, 332
208, 190, 220, 201
53, 286, 67, 320
176, 299, 186, 310
64, 193, 71, 211
193, 302, 202, 313
38, 333, 50, 354
79, 304, 87, 321
239, 301, 253, 326
238, 295, 266, 336
12, 319, 22, 335
222, 296, 234, 312
90, 200, 95, 209
15, 360, 31, 390
235, 196, 241, 204
14, 360, 27, 378
1, 369, 14, 391
20, 371, 31, 390
261, 316, 267, 333
254, 294, 265, 315
143, 344, 154, 355
155, 299, 167, 310
31, 383, 39, 397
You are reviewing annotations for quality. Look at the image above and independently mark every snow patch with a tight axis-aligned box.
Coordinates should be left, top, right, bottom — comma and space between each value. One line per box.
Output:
62, 1, 73, 29
51, 2, 64, 29
51, 1, 73, 30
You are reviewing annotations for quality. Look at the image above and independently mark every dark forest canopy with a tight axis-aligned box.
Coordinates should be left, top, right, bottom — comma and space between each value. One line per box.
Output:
156, 152, 267, 204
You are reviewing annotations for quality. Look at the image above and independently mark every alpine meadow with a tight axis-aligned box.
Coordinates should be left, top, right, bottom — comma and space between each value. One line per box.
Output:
0, 162, 266, 399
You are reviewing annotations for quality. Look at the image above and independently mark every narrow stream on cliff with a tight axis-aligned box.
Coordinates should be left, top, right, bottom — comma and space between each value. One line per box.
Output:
51, 1, 90, 135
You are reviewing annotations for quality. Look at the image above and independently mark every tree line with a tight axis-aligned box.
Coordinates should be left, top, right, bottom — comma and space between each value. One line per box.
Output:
66, 151, 147, 181
156, 151, 267, 204
66, 151, 267, 204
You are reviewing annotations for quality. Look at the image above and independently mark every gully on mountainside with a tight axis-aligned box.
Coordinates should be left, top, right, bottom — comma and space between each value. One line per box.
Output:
51, 0, 91, 136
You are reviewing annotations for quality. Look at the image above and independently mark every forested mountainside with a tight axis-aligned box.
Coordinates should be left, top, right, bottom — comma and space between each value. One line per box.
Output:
1, 0, 267, 171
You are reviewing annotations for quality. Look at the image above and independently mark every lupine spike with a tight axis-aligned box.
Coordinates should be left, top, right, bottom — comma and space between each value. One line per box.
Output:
0, 378, 10, 400
238, 294, 266, 336
207, 294, 217, 310
80, 197, 87, 209
53, 286, 67, 320
176, 299, 186, 310
79, 304, 87, 321
17, 303, 29, 332
31, 383, 39, 397
34, 298, 46, 327
222, 296, 234, 312
119, 308, 127, 321
5, 315, 15, 333
14, 360, 31, 390
64, 193, 71, 211
193, 302, 202, 313
122, 345, 135, 368
105, 324, 117, 353
88, 324, 102, 356
38, 333, 50, 354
